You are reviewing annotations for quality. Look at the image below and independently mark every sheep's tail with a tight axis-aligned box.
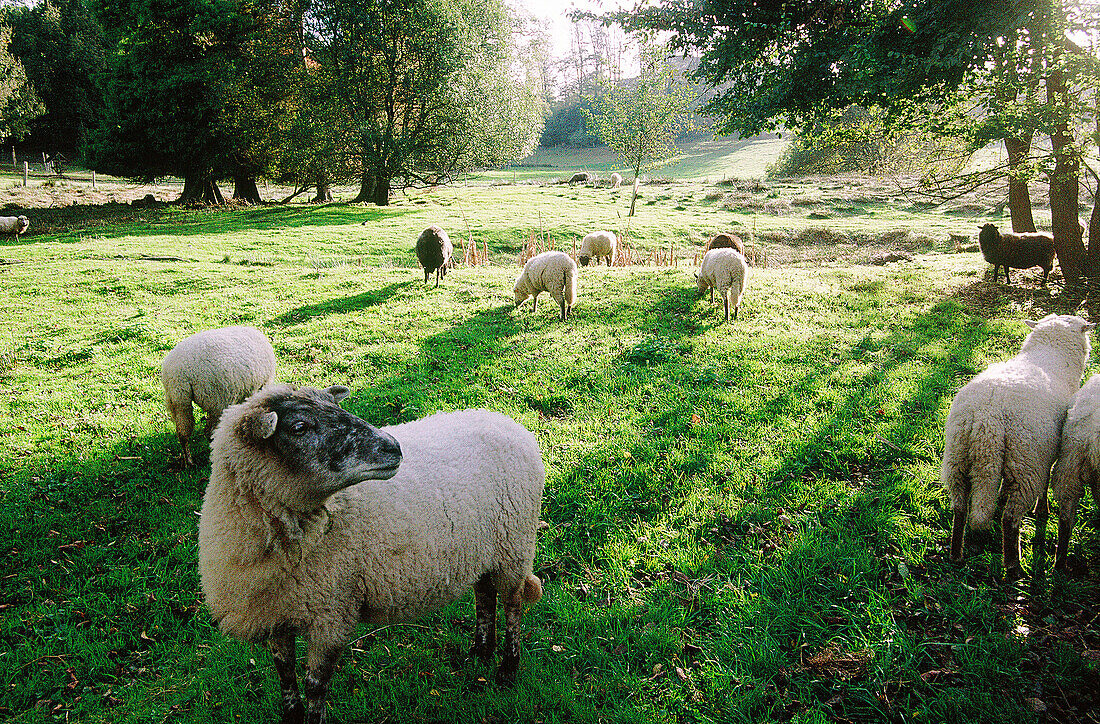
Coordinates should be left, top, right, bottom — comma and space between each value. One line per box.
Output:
522, 574, 542, 604
964, 408, 1004, 529
563, 265, 578, 306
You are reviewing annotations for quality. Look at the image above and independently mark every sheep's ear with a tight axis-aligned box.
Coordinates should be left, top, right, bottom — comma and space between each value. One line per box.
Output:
325, 385, 350, 403
243, 409, 278, 440
1025, 319, 1038, 329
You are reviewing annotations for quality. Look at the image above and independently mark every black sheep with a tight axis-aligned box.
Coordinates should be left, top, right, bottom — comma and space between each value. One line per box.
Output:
415, 224, 453, 287
977, 223, 1056, 284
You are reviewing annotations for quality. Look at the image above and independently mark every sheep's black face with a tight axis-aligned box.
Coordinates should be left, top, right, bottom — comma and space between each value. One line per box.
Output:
261, 387, 401, 505
578, 255, 591, 266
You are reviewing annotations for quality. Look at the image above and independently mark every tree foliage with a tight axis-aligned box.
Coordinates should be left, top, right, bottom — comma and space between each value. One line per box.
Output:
596, 0, 1100, 285
297, 0, 543, 205
3, 0, 107, 150
0, 23, 44, 143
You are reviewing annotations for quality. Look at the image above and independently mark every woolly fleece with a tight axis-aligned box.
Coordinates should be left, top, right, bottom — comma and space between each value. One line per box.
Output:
1052, 373, 1100, 565
161, 325, 276, 464
941, 314, 1092, 530
696, 247, 749, 321
578, 230, 617, 266
514, 250, 578, 320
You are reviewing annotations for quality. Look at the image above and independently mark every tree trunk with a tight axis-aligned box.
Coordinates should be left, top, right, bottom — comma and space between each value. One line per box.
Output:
312, 172, 332, 203
351, 170, 375, 204
372, 175, 390, 206
233, 175, 263, 204
1004, 136, 1036, 233
179, 173, 225, 205
1047, 66, 1085, 285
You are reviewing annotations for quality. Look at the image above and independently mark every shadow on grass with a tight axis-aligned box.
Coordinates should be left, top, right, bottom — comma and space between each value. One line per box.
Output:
269, 282, 411, 328
1, 202, 407, 246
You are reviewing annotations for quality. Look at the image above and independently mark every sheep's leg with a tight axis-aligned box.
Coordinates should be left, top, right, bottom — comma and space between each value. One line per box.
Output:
708, 287, 714, 304
266, 630, 305, 724
559, 297, 567, 321
1001, 513, 1023, 581
204, 409, 223, 440
723, 292, 730, 323
302, 646, 342, 724
424, 268, 430, 284
434, 267, 441, 288
1055, 497, 1078, 571
949, 508, 967, 562
495, 584, 525, 686
530, 294, 538, 314
166, 398, 195, 468
471, 572, 497, 662
1002, 265, 1011, 284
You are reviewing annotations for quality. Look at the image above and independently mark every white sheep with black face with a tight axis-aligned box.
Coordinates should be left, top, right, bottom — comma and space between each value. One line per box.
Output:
199, 384, 545, 724
941, 314, 1094, 580
160, 325, 277, 467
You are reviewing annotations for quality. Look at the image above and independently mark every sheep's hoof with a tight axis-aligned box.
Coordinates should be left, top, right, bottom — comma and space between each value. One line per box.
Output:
494, 662, 518, 687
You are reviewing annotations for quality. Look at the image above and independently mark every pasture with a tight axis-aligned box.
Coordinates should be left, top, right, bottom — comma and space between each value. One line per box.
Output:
1, 175, 1098, 723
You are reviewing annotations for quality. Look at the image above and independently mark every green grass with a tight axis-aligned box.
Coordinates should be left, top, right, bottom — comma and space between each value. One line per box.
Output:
480, 135, 791, 183
1, 180, 1097, 724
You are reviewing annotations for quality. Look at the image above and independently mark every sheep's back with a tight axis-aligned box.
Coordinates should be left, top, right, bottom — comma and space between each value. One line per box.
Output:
416, 226, 452, 269
330, 409, 545, 620
161, 326, 276, 411
580, 231, 615, 257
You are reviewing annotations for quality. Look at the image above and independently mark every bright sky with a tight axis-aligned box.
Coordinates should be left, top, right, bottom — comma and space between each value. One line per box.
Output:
511, 0, 632, 56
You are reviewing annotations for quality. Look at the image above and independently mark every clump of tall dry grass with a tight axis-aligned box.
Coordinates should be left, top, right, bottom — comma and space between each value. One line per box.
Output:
461, 234, 489, 266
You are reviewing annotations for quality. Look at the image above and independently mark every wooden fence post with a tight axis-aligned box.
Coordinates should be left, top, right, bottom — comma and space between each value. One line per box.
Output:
41, 151, 47, 173
92, 171, 97, 189
23, 161, 28, 186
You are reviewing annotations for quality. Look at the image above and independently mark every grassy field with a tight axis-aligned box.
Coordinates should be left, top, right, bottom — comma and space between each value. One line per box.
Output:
1, 176, 1098, 724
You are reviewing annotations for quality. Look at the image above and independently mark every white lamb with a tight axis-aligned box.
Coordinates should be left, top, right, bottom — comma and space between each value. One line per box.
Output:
199, 384, 544, 723
514, 250, 578, 321
695, 247, 749, 322
0, 215, 29, 237
610, 172, 622, 189
160, 325, 277, 467
578, 230, 617, 267
1051, 373, 1100, 571
941, 314, 1094, 580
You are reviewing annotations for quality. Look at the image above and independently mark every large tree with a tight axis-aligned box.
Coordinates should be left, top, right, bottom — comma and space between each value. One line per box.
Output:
3, 0, 108, 152
0, 23, 44, 144
596, 0, 1100, 284
303, 0, 543, 206
583, 43, 695, 216
88, 0, 294, 203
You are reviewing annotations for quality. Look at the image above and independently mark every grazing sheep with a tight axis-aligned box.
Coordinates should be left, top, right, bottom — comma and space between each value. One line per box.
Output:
1052, 373, 1100, 571
695, 247, 749, 322
578, 230, 617, 267
705, 232, 744, 255
941, 314, 1094, 580
415, 224, 453, 287
514, 250, 578, 321
199, 384, 544, 723
568, 171, 590, 187
977, 223, 1056, 285
610, 172, 622, 189
161, 326, 277, 467
0, 215, 29, 238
